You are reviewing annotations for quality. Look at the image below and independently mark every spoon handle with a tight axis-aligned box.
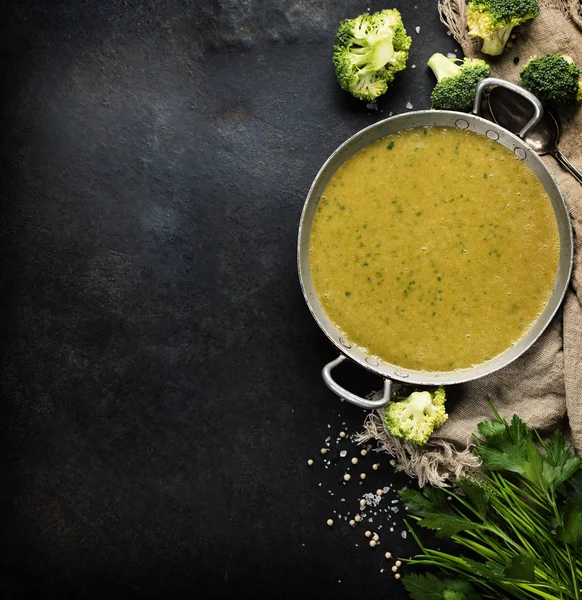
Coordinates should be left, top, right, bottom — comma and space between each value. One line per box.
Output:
553, 149, 582, 185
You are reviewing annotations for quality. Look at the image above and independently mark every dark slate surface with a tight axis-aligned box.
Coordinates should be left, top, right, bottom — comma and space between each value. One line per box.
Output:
0, 1, 458, 598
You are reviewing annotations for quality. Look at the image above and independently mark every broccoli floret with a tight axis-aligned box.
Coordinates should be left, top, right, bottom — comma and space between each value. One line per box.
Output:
384, 388, 448, 446
520, 54, 582, 108
333, 9, 411, 101
427, 52, 491, 111
467, 0, 539, 56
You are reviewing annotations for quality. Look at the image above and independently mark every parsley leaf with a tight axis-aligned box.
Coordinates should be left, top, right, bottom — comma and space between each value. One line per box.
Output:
504, 555, 536, 582
457, 478, 490, 521
558, 470, 582, 547
399, 487, 453, 518
419, 514, 483, 537
403, 573, 482, 600
542, 429, 580, 489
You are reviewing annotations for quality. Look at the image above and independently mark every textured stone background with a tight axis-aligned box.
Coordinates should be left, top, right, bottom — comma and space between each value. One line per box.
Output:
0, 1, 457, 598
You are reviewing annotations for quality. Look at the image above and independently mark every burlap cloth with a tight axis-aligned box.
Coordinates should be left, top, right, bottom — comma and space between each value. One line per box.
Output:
359, 0, 582, 486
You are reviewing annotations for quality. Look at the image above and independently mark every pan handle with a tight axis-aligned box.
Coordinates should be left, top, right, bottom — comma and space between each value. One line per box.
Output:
321, 355, 392, 409
472, 77, 544, 140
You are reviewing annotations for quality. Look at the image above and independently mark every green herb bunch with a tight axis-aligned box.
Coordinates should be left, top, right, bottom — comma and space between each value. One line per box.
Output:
400, 405, 582, 600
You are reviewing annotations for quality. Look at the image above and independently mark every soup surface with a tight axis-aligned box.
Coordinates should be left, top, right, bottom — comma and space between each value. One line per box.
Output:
309, 126, 559, 372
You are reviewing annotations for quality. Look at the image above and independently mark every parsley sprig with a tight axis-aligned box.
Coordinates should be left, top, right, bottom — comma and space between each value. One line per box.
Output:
399, 404, 582, 600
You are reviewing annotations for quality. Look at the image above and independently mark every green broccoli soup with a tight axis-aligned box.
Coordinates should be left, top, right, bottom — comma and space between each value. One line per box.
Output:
309, 126, 560, 372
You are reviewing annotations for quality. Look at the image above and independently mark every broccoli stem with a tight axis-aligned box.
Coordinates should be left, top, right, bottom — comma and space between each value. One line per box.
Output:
427, 52, 460, 82
481, 26, 513, 56
370, 33, 395, 70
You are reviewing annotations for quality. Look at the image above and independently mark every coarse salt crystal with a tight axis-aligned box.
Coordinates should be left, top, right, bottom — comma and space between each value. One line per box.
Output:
447, 52, 456, 59
340, 450, 347, 458
411, 64, 416, 68
401, 531, 408, 539
415, 26, 420, 34
383, 487, 389, 493
406, 102, 413, 110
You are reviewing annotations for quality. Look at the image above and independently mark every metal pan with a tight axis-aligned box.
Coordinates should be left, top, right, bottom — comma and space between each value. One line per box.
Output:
297, 79, 573, 409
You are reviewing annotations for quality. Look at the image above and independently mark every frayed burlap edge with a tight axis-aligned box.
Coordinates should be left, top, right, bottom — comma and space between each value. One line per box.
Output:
356, 411, 481, 488
437, 0, 478, 49
437, 0, 582, 48
556, 0, 582, 28
437, 0, 469, 46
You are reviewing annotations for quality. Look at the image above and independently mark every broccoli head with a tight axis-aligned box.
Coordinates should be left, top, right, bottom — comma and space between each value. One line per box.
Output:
467, 0, 539, 56
333, 9, 411, 101
427, 52, 491, 111
520, 54, 582, 108
384, 388, 448, 446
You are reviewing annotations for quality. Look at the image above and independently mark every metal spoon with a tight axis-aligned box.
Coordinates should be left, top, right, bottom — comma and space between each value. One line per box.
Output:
488, 85, 582, 185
